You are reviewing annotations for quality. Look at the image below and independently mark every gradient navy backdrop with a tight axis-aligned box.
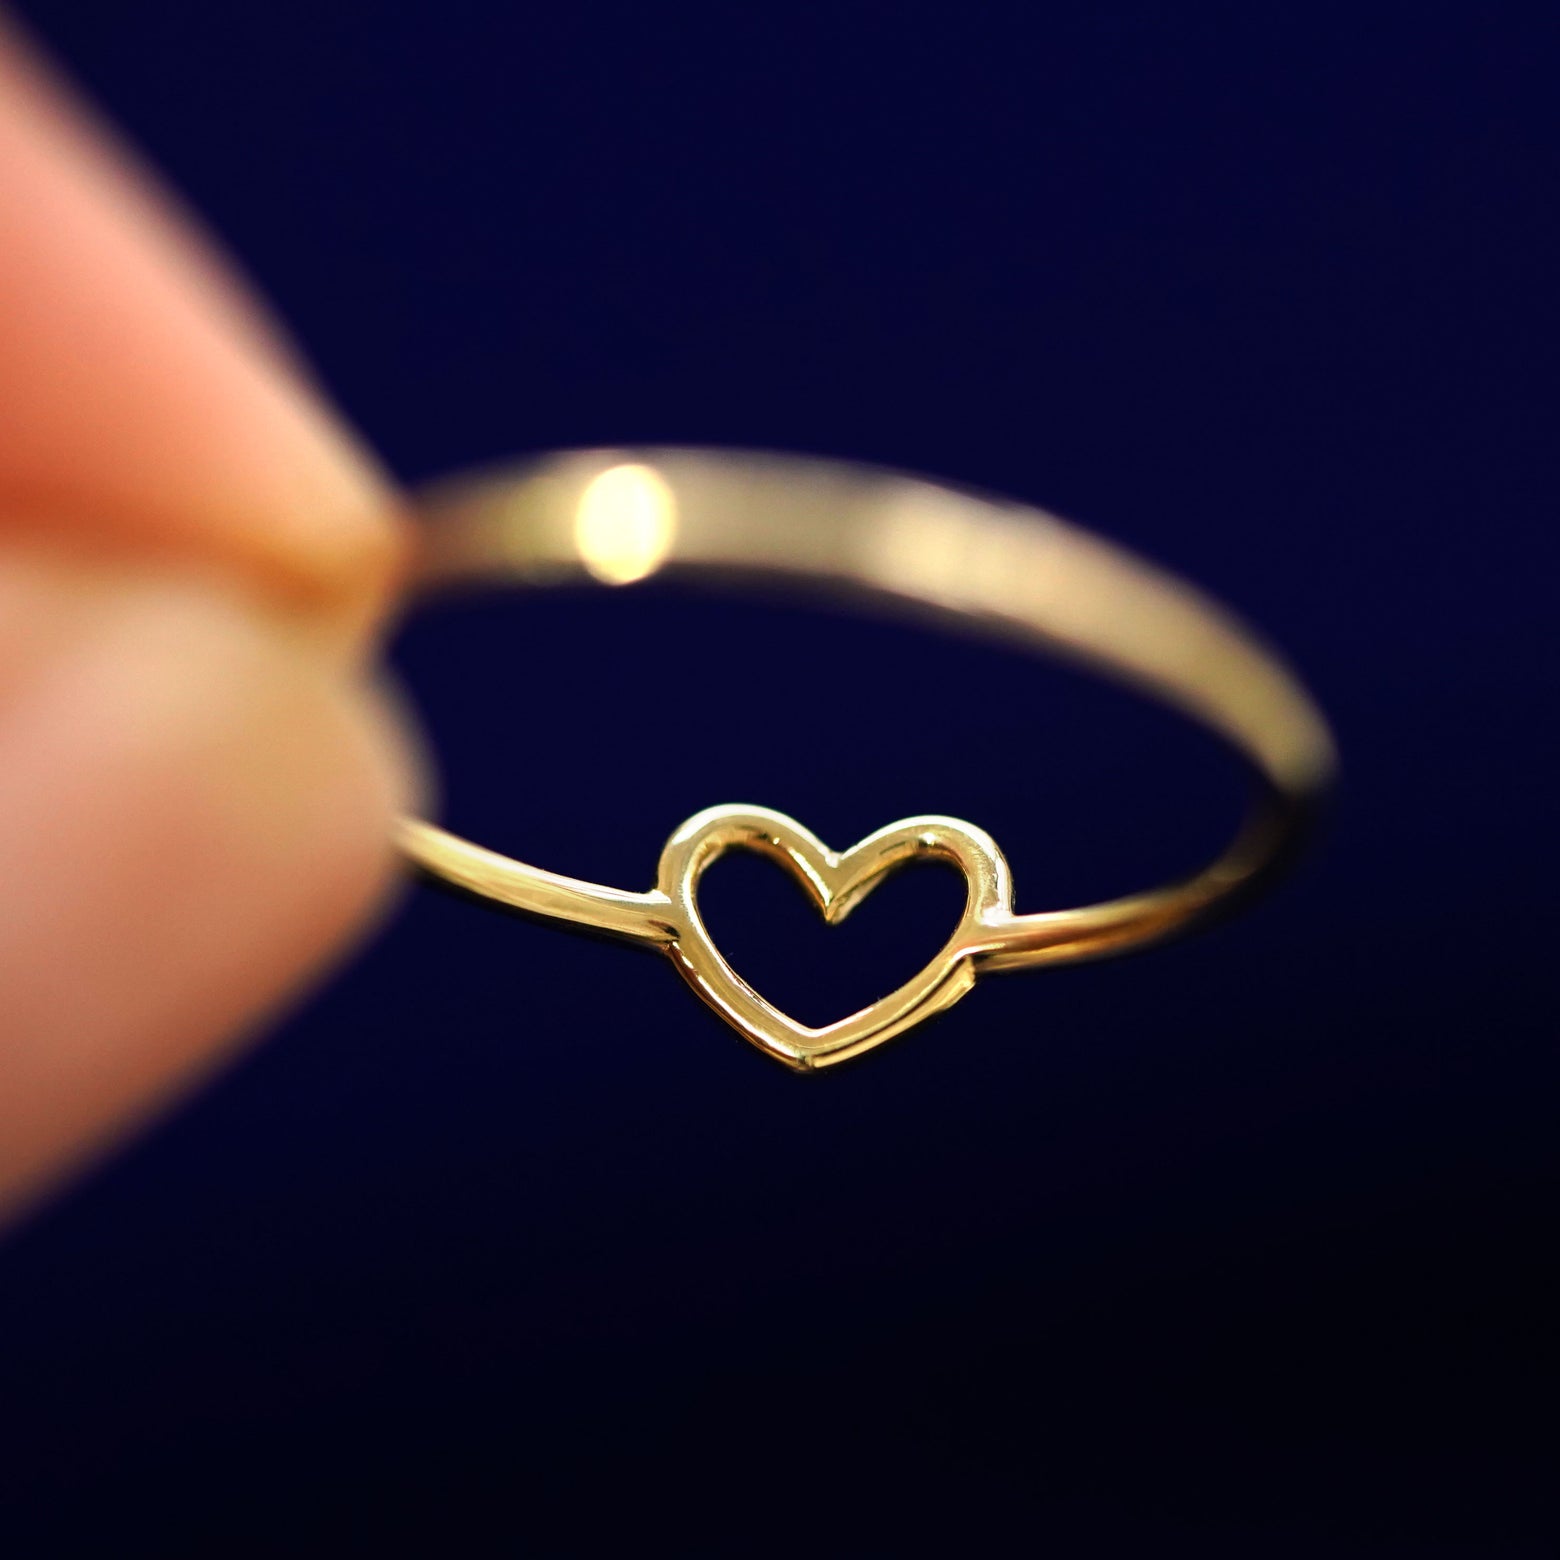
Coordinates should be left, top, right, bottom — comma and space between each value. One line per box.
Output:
2, 3, 1557, 1553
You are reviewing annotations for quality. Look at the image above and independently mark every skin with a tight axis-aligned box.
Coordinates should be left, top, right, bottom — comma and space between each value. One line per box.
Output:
0, 19, 426, 1225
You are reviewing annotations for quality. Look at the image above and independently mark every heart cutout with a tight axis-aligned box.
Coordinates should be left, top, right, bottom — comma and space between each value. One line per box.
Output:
698, 850, 970, 1030
657, 805, 1014, 1070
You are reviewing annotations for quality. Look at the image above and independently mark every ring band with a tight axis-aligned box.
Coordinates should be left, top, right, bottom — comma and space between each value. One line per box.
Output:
397, 448, 1336, 1071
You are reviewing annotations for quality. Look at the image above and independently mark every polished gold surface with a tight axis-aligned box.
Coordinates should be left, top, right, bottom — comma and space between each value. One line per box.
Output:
398, 448, 1336, 1071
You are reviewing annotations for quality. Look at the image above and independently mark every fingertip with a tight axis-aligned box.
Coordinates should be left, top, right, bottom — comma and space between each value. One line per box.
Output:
0, 17, 412, 649
0, 553, 422, 1219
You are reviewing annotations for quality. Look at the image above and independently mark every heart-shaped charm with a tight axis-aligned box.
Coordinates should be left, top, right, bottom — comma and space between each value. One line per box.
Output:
657, 805, 1014, 1070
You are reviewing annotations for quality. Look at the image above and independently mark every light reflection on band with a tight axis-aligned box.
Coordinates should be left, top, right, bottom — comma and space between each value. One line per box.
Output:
572, 462, 678, 585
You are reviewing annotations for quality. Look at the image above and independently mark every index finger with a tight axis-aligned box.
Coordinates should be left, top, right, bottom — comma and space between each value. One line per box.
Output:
0, 14, 407, 640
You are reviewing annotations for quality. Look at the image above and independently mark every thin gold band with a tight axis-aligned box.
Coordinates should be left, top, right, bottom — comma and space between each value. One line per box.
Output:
398, 448, 1336, 1070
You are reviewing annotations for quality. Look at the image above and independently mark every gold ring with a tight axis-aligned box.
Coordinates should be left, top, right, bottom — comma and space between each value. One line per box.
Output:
398, 448, 1336, 1072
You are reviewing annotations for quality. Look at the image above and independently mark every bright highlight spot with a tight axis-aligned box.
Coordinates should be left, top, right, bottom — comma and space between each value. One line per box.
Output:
573, 463, 677, 584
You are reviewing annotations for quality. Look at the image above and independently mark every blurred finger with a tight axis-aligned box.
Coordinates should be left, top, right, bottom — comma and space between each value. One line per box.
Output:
0, 17, 407, 642
0, 21, 425, 1219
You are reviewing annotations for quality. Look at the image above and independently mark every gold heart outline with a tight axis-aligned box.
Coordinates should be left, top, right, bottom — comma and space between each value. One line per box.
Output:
657, 805, 1011, 1071
399, 793, 1289, 1071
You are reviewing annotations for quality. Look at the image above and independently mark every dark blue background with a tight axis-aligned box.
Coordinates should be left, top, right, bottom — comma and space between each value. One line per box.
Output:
3, 3, 1557, 1552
